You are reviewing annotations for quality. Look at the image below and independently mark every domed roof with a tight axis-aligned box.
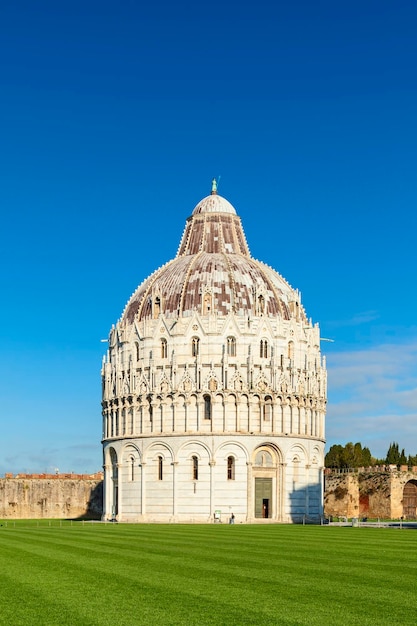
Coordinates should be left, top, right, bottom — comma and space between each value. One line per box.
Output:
192, 194, 236, 215
122, 184, 305, 324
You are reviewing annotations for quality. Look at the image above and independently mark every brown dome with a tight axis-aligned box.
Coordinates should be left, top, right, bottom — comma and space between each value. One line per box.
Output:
122, 190, 305, 324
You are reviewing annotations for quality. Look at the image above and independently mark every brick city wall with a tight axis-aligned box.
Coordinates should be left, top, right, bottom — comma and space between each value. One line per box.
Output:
0, 473, 103, 519
324, 466, 417, 519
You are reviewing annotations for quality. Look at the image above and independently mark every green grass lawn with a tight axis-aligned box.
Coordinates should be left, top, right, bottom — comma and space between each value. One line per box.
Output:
0, 521, 416, 626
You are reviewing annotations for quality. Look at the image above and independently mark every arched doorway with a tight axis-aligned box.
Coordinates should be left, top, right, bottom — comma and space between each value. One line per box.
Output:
253, 447, 277, 519
403, 480, 417, 519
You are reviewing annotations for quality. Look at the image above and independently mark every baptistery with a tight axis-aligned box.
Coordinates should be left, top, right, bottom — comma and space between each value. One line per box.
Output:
101, 181, 326, 522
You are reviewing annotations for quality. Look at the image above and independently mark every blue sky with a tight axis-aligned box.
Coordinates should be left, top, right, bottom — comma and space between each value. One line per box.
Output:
1, 1, 416, 474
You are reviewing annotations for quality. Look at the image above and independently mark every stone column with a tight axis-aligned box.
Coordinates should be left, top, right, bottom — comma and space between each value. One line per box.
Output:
171, 398, 178, 433
158, 399, 163, 433
281, 463, 287, 522
132, 403, 136, 436
209, 460, 216, 520
162, 396, 168, 432
246, 462, 252, 521
127, 397, 133, 435
111, 405, 116, 437
272, 473, 277, 519
150, 401, 158, 434
140, 462, 146, 517
102, 463, 111, 520
184, 398, 190, 432
259, 399, 264, 434
299, 403, 305, 436
283, 399, 290, 434
197, 398, 203, 431
171, 462, 178, 518
116, 462, 123, 520
320, 465, 324, 517
121, 404, 126, 436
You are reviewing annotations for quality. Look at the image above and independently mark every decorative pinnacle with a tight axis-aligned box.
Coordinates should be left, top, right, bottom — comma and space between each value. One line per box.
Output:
211, 178, 217, 195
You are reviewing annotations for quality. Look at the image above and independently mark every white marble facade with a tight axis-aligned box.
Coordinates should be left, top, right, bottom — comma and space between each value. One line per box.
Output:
102, 182, 326, 522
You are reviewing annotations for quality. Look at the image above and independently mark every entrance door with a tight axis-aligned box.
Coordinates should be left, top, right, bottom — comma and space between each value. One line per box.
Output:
255, 478, 272, 518
403, 481, 417, 519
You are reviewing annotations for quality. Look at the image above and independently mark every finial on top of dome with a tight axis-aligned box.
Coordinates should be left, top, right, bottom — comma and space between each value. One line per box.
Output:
211, 178, 218, 195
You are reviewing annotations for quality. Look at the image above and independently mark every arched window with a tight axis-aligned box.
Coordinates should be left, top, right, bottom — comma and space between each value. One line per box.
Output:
293, 456, 300, 482
161, 338, 167, 359
227, 456, 235, 480
158, 456, 163, 481
255, 450, 273, 467
204, 395, 211, 420
153, 297, 161, 319
192, 337, 200, 357
203, 292, 212, 315
192, 456, 199, 480
135, 342, 140, 361
227, 336, 236, 357
258, 295, 265, 314
264, 396, 272, 421
260, 339, 268, 358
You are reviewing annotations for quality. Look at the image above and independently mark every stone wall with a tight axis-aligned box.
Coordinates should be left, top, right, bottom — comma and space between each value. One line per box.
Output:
0, 474, 103, 519
324, 468, 417, 519
323, 474, 359, 518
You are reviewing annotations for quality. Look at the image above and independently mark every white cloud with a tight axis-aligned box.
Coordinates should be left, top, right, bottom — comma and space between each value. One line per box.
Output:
326, 340, 417, 458
0, 443, 101, 476
327, 310, 380, 329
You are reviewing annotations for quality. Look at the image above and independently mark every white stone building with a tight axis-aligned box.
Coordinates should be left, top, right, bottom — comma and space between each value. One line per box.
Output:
101, 181, 327, 523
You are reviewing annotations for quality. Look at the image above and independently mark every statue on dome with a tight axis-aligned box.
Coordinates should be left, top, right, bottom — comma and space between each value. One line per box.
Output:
211, 178, 217, 194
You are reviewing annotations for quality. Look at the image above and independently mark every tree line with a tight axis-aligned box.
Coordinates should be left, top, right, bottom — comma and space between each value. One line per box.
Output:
325, 441, 417, 469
